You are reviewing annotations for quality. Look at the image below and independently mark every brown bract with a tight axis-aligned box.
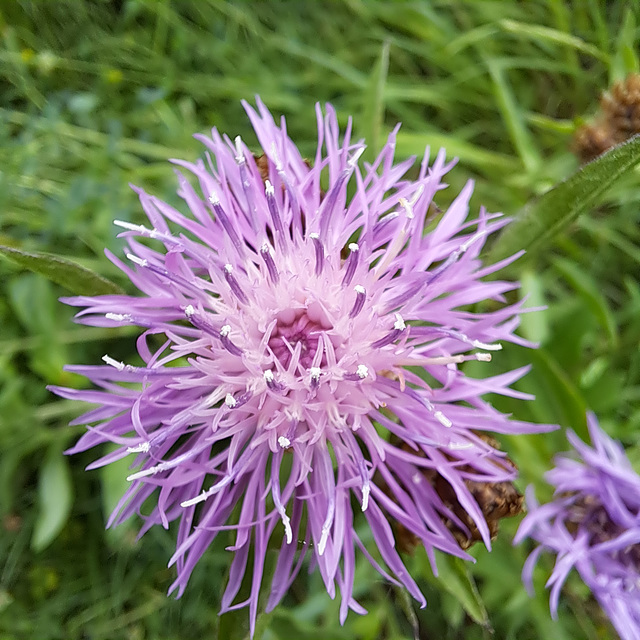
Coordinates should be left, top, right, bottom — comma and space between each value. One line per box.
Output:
255, 153, 270, 183
382, 433, 524, 553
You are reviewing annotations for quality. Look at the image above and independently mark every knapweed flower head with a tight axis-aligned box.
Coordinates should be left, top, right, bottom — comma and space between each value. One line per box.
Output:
515, 414, 640, 640
51, 98, 549, 633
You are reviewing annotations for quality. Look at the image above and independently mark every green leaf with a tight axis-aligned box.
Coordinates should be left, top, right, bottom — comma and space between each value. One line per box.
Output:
100, 445, 136, 546
31, 446, 74, 552
0, 244, 123, 295
552, 256, 618, 348
485, 57, 541, 173
419, 551, 489, 627
486, 135, 640, 265
518, 269, 549, 344
611, 8, 638, 81
361, 40, 390, 162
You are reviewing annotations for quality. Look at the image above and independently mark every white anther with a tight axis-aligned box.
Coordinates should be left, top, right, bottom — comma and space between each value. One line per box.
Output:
354, 284, 365, 294
348, 146, 365, 167
308, 232, 319, 239
281, 513, 293, 544
263, 370, 275, 383
269, 142, 283, 171
310, 367, 321, 381
348, 242, 359, 252
126, 468, 153, 481
114, 220, 144, 232
180, 490, 210, 508
265, 180, 274, 196
409, 184, 424, 205
318, 525, 330, 555
399, 197, 414, 219
126, 254, 147, 267
447, 441, 474, 450
278, 436, 291, 449
127, 442, 150, 453
434, 411, 452, 428
361, 482, 370, 512
208, 191, 220, 205
356, 364, 369, 379
224, 263, 233, 274
471, 339, 502, 351
476, 353, 492, 362
234, 136, 245, 163
220, 325, 231, 337
393, 313, 406, 331
184, 304, 195, 317
105, 313, 131, 322
224, 393, 237, 408
102, 355, 125, 371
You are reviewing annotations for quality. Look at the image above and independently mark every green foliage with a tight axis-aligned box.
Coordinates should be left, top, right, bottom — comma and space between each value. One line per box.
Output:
0, 244, 123, 295
1, 1, 639, 639
31, 445, 73, 552
488, 135, 640, 265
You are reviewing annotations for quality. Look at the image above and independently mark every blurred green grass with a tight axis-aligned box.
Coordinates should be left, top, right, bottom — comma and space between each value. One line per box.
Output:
1, 1, 639, 639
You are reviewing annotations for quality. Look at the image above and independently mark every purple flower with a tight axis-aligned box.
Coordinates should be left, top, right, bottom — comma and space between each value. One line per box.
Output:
515, 414, 640, 640
51, 98, 549, 633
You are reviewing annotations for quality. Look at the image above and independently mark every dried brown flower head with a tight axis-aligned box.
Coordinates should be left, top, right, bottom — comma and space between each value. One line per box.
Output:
383, 433, 524, 554
574, 73, 640, 164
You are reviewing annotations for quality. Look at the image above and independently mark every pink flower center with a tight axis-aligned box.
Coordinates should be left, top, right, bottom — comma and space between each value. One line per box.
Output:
269, 312, 326, 369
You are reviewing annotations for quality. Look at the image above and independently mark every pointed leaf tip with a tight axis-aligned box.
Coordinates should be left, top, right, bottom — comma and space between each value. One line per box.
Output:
0, 245, 123, 295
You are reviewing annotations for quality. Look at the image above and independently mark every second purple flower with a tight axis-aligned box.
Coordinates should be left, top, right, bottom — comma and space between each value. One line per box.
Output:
515, 414, 640, 640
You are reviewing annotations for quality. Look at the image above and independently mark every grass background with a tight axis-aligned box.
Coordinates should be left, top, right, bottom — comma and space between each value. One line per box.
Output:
1, 1, 640, 638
